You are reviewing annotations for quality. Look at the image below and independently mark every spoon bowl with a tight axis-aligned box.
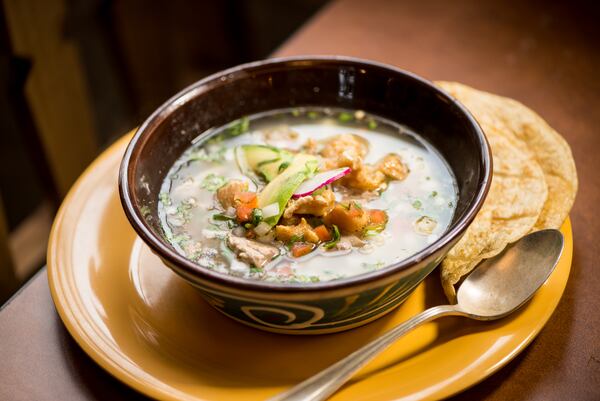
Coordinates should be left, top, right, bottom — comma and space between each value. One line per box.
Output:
457, 229, 564, 319
270, 229, 564, 401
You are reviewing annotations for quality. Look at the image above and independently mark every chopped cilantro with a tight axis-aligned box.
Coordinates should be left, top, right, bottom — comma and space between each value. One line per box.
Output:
338, 112, 353, 122
307, 111, 319, 119
288, 234, 304, 245
293, 275, 320, 283
353, 201, 363, 210
291, 109, 301, 117
412, 200, 422, 210
206, 134, 224, 145
159, 192, 171, 206
212, 213, 236, 221
323, 225, 341, 250
249, 267, 262, 274
250, 208, 263, 226
189, 146, 227, 163
363, 226, 384, 237
175, 203, 193, 223
367, 119, 378, 130
448, 201, 454, 208
226, 117, 250, 136
200, 174, 227, 192
361, 260, 385, 271
172, 233, 190, 247
431, 191, 438, 198
140, 205, 151, 217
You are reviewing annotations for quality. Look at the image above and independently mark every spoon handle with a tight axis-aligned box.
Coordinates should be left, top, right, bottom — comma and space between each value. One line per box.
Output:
268, 304, 460, 401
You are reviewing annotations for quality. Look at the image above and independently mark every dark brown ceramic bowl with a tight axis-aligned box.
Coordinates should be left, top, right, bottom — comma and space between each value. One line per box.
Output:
119, 56, 491, 334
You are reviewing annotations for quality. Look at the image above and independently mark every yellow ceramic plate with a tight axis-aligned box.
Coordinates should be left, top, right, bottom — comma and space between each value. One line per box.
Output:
48, 135, 573, 401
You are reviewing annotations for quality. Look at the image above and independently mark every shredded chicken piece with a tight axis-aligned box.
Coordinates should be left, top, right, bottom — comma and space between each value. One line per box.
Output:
331, 235, 366, 251
226, 234, 279, 268
216, 180, 248, 209
320, 134, 369, 170
283, 189, 335, 218
378, 154, 409, 180
275, 218, 320, 243
344, 235, 366, 247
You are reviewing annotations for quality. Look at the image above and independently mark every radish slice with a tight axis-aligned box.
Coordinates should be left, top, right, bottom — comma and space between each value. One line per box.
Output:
292, 167, 351, 198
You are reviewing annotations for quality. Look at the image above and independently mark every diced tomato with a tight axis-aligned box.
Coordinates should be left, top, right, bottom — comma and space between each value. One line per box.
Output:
291, 243, 315, 258
314, 225, 332, 242
236, 204, 254, 222
234, 192, 258, 208
368, 209, 388, 225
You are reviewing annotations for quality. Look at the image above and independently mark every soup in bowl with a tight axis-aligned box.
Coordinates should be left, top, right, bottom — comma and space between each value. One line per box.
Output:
119, 56, 491, 334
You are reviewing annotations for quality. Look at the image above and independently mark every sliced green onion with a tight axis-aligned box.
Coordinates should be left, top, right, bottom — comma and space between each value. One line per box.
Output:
323, 225, 341, 250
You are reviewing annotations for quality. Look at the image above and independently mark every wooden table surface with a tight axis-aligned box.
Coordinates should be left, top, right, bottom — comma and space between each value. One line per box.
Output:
1, 1, 599, 400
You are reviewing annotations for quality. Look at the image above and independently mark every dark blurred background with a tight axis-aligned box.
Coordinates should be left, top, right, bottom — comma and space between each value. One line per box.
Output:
0, 0, 328, 303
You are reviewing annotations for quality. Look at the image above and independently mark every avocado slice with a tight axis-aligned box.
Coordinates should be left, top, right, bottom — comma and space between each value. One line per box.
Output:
235, 145, 293, 182
258, 153, 319, 226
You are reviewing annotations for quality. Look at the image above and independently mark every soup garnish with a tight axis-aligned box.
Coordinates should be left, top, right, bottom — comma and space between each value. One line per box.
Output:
159, 108, 457, 283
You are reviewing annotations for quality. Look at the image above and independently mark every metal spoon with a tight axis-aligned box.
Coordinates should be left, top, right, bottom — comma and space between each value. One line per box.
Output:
269, 229, 564, 401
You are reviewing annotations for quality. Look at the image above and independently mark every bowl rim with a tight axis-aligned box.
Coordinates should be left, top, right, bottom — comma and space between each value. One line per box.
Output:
119, 55, 492, 294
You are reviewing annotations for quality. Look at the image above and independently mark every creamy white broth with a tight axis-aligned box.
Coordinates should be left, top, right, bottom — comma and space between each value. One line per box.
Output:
159, 108, 457, 283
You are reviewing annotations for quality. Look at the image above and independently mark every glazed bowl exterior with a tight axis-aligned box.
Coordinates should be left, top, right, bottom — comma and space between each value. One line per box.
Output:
119, 56, 491, 334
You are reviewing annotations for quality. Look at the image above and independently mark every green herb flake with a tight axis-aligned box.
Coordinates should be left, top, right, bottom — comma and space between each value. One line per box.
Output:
174, 202, 194, 223
363, 225, 384, 237
249, 267, 262, 274
227, 116, 250, 136
448, 201, 454, 208
212, 213, 236, 222
159, 192, 171, 206
140, 205, 151, 217
430, 191, 438, 198
412, 200, 422, 210
251, 208, 263, 226
206, 134, 224, 145
307, 111, 319, 119
353, 201, 363, 210
367, 119, 378, 130
288, 234, 304, 245
338, 112, 353, 123
323, 225, 341, 250
291, 109, 301, 117
200, 174, 227, 192
361, 260, 385, 271
189, 146, 227, 164
172, 233, 191, 247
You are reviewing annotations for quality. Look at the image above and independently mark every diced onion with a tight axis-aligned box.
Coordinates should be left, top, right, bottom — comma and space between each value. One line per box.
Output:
254, 221, 272, 236
261, 203, 280, 218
